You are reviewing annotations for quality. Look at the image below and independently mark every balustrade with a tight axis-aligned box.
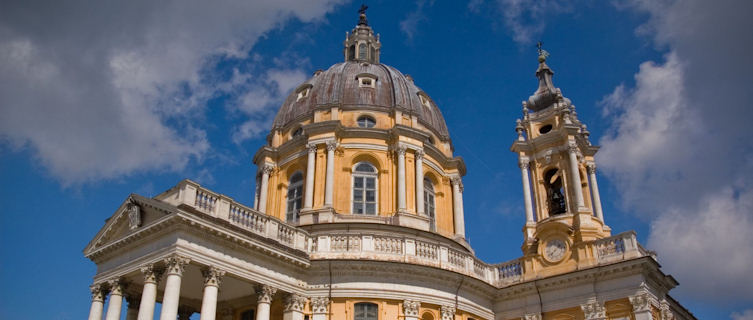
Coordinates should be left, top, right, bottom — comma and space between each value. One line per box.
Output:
195, 190, 218, 213
157, 180, 650, 290
374, 236, 403, 254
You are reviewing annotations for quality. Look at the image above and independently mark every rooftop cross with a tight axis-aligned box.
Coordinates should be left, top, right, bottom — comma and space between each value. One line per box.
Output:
358, 4, 369, 26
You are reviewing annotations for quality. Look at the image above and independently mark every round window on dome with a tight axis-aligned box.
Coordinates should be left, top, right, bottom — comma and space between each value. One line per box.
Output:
292, 127, 303, 137
357, 116, 376, 128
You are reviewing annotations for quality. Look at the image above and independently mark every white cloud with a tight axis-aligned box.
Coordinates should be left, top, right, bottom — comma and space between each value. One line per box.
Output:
598, 0, 753, 305
493, 0, 573, 45
732, 310, 753, 320
0, 0, 343, 185
400, 0, 433, 42
230, 68, 308, 143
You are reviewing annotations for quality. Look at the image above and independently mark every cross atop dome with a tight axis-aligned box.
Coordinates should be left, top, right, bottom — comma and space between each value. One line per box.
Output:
358, 4, 369, 26
344, 5, 381, 63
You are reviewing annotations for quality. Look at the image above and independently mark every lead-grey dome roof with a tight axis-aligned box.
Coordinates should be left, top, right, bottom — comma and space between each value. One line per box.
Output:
272, 61, 451, 140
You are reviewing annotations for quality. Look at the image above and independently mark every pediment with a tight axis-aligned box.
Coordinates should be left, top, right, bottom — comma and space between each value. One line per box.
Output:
83, 194, 174, 257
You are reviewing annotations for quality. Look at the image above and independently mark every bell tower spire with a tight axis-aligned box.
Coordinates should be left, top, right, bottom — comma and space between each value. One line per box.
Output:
343, 5, 381, 63
511, 45, 610, 257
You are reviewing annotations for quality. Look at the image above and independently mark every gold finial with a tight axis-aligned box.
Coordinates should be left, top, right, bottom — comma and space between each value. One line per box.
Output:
537, 41, 549, 63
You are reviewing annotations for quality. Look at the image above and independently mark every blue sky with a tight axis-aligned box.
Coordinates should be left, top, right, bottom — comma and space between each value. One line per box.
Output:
1, 1, 752, 319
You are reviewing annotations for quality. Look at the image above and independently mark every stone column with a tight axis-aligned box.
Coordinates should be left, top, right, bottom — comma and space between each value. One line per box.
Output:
451, 177, 466, 238
282, 293, 306, 320
568, 143, 586, 210
324, 141, 337, 207
303, 143, 317, 210
440, 305, 455, 320
587, 163, 604, 222
159, 255, 190, 320
403, 300, 420, 320
200, 267, 226, 320
137, 265, 163, 320
415, 151, 425, 215
311, 297, 329, 320
88, 284, 107, 320
519, 158, 534, 223
258, 164, 274, 213
396, 145, 408, 211
125, 295, 140, 320
105, 279, 126, 320
255, 285, 277, 320
580, 298, 607, 320
630, 291, 655, 320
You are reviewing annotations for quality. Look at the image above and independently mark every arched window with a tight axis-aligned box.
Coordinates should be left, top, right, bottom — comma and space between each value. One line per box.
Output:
354, 302, 378, 320
424, 178, 436, 231
544, 168, 566, 215
357, 115, 376, 128
349, 44, 356, 60
359, 43, 367, 60
352, 162, 378, 215
286, 172, 304, 222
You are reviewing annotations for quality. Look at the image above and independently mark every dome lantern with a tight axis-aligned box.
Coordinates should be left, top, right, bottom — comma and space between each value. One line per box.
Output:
344, 5, 381, 63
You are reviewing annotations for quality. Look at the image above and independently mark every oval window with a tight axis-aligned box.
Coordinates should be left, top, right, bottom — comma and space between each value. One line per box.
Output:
357, 116, 376, 128
539, 124, 553, 134
292, 127, 303, 137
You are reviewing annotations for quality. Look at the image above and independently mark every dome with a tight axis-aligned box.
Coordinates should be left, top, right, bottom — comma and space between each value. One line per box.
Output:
272, 61, 451, 141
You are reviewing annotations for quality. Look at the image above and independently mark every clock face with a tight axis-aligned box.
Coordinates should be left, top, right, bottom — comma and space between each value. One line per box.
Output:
545, 239, 567, 262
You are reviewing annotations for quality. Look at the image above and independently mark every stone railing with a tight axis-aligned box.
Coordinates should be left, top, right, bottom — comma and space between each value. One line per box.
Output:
593, 231, 645, 263
495, 259, 523, 286
157, 180, 310, 252
155, 180, 650, 289
310, 233, 498, 284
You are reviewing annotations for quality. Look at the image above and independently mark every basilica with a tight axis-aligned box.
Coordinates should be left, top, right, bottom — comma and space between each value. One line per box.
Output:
84, 11, 695, 320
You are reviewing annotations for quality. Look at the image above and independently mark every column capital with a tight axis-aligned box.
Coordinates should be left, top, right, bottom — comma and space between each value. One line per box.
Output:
201, 266, 226, 287
140, 264, 164, 284
580, 298, 606, 320
660, 299, 675, 320
107, 278, 127, 296
403, 300, 420, 317
325, 140, 338, 151
90, 283, 107, 303
451, 176, 463, 192
283, 293, 307, 312
255, 285, 277, 304
311, 296, 329, 314
519, 157, 530, 169
394, 144, 408, 155
629, 290, 655, 313
523, 313, 542, 320
262, 164, 275, 175
415, 149, 424, 160
307, 143, 318, 153
163, 255, 190, 276
440, 305, 455, 320
568, 141, 579, 153
586, 162, 597, 174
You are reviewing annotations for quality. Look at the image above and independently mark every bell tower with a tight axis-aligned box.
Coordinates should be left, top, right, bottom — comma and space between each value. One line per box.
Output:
511, 45, 610, 260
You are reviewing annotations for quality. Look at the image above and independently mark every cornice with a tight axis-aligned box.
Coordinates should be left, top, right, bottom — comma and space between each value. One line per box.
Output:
495, 256, 668, 300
